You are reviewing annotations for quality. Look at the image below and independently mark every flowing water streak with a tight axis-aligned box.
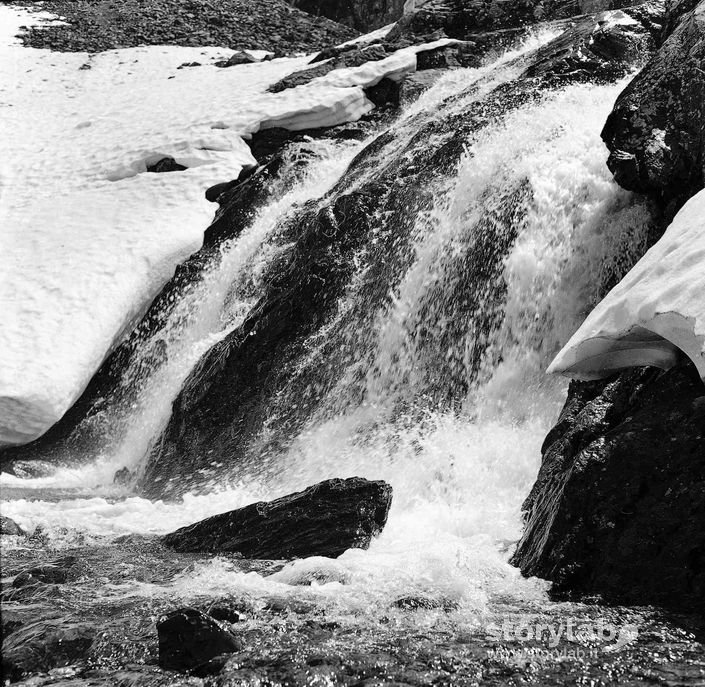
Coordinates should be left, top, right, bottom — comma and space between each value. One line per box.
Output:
1, 37, 654, 619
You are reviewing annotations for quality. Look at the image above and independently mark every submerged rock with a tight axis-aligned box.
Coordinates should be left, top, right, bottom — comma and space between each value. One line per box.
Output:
0, 515, 24, 536
163, 477, 392, 558
13, 556, 78, 587
512, 362, 705, 612
602, 0, 705, 212
157, 607, 242, 673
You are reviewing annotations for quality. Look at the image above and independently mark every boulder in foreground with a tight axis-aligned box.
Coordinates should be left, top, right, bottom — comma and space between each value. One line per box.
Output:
163, 477, 392, 558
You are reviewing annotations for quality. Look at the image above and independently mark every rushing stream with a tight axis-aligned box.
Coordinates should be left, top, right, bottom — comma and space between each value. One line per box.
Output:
3, 30, 705, 687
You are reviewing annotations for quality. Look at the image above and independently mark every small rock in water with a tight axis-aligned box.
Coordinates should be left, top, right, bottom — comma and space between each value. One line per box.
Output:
162, 477, 392, 559
157, 608, 241, 673
393, 595, 460, 612
0, 515, 25, 536
113, 466, 132, 486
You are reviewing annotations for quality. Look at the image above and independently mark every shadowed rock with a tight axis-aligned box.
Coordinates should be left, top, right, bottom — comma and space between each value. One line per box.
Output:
512, 362, 705, 612
163, 477, 392, 558
157, 608, 241, 673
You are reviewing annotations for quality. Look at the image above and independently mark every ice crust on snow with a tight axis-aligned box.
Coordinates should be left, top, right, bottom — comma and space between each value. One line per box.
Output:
0, 5, 450, 446
549, 189, 705, 380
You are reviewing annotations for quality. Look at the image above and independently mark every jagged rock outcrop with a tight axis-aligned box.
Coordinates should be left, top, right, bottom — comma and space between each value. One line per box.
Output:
163, 477, 392, 558
287, 0, 407, 32
512, 362, 705, 612
602, 0, 705, 213
141, 6, 657, 497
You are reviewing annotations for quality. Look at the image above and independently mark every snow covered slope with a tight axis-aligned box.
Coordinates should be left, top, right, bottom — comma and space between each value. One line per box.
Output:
0, 6, 454, 446
549, 189, 705, 380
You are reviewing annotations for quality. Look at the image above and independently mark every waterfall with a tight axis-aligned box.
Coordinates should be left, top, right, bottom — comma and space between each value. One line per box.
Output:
1, 36, 654, 611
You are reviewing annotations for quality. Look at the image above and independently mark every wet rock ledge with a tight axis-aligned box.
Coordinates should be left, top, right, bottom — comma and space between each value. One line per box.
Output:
163, 477, 393, 559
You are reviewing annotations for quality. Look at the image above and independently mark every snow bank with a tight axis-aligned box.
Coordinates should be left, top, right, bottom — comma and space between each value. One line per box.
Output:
0, 6, 445, 446
548, 189, 705, 380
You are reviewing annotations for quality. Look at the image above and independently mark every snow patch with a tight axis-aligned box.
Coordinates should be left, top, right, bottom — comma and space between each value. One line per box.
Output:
0, 4, 446, 446
549, 189, 705, 380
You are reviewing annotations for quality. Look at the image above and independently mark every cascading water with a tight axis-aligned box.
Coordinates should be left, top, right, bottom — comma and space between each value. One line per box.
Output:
2, 31, 671, 683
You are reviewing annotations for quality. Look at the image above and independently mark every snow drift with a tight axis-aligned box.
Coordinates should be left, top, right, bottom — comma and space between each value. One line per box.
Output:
549, 189, 705, 380
0, 3, 454, 446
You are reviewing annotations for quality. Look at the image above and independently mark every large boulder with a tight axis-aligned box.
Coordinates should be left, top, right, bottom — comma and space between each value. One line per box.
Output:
512, 362, 705, 612
163, 477, 393, 558
601, 0, 705, 212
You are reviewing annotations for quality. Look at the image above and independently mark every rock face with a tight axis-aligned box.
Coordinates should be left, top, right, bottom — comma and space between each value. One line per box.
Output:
287, 0, 407, 31
163, 477, 393, 558
512, 363, 705, 612
601, 0, 705, 212
157, 608, 241, 673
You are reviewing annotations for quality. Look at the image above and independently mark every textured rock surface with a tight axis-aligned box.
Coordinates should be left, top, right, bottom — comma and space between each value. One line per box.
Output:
12, 0, 357, 54
602, 0, 705, 211
163, 477, 393, 558
287, 0, 407, 31
157, 608, 241, 673
512, 363, 705, 612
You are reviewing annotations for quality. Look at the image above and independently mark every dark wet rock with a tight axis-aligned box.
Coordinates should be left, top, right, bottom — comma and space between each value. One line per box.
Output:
177, 60, 202, 69
205, 165, 257, 203
602, 0, 705, 212
113, 466, 133, 486
157, 607, 242, 673
364, 77, 402, 108
662, 0, 701, 36
206, 601, 249, 623
215, 50, 259, 67
524, 4, 661, 84
146, 156, 187, 173
287, 0, 407, 31
13, 556, 79, 587
1, 618, 96, 681
512, 362, 705, 612
0, 515, 24, 537
163, 477, 393, 558
268, 43, 388, 92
